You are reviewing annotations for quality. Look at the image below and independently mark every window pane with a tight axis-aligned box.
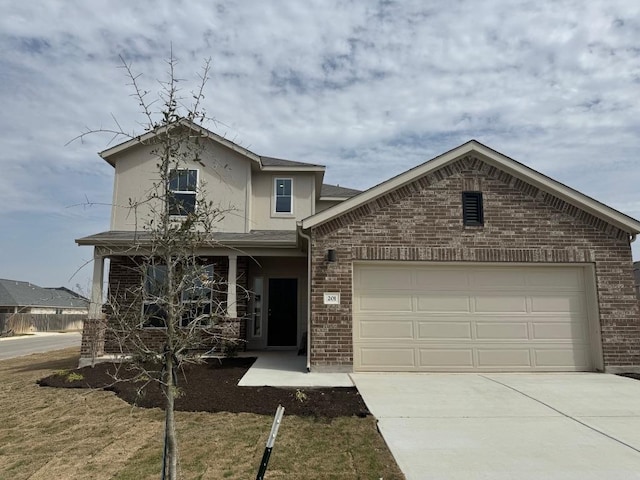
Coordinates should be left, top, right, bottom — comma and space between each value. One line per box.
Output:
169, 193, 196, 215
187, 170, 197, 190
182, 265, 214, 301
169, 169, 197, 192
276, 196, 291, 213
143, 303, 167, 327
169, 170, 180, 191
145, 265, 167, 297
276, 178, 292, 196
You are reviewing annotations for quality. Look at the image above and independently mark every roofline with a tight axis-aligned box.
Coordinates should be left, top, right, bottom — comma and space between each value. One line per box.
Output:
319, 196, 353, 201
99, 119, 262, 166
75, 236, 298, 248
301, 140, 640, 234
261, 166, 326, 173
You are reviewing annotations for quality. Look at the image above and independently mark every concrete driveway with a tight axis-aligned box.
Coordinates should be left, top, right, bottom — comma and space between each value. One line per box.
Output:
351, 373, 640, 480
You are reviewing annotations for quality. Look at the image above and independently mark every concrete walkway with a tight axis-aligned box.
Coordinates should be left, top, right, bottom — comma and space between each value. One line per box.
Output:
238, 351, 353, 387
351, 373, 640, 480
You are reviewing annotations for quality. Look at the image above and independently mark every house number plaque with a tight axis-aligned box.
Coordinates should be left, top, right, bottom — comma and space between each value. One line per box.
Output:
323, 293, 340, 305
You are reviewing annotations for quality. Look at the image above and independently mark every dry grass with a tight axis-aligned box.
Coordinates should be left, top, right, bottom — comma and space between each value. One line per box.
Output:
0, 348, 404, 479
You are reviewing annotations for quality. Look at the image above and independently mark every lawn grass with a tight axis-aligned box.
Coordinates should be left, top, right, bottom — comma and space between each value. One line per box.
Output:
0, 348, 404, 479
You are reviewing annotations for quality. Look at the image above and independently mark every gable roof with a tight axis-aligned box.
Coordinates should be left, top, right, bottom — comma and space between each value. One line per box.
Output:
301, 140, 640, 235
320, 184, 362, 199
99, 119, 325, 172
261, 156, 324, 169
0, 279, 89, 309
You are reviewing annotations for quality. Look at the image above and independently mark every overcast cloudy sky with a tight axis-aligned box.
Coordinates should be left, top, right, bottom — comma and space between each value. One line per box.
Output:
1, 0, 639, 292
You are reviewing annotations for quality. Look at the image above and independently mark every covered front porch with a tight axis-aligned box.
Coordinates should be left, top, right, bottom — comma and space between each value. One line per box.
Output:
78, 230, 310, 365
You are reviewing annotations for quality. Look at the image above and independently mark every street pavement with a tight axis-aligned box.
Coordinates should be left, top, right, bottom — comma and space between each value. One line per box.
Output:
0, 332, 81, 361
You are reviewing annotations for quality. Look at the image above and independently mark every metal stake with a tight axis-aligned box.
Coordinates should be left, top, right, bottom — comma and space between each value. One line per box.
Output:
256, 404, 285, 480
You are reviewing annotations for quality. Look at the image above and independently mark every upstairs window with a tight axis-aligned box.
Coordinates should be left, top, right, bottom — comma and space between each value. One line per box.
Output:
274, 178, 293, 214
168, 169, 198, 216
462, 191, 484, 226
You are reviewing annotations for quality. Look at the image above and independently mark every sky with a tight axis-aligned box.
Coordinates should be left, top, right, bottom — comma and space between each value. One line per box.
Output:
1, 0, 639, 293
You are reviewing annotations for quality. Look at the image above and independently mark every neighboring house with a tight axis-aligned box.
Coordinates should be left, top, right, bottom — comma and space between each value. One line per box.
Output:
78, 121, 640, 373
0, 279, 89, 314
634, 261, 640, 300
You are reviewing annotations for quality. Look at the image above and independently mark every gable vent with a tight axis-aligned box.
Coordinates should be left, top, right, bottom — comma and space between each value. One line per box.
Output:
462, 191, 484, 226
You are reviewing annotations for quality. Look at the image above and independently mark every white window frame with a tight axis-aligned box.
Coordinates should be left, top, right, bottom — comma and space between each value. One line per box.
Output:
273, 177, 294, 215
168, 168, 199, 217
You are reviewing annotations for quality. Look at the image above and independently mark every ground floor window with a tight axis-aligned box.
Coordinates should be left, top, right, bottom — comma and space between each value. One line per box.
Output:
142, 263, 215, 328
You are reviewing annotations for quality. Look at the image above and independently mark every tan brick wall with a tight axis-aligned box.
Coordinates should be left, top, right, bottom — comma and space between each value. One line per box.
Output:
310, 155, 640, 370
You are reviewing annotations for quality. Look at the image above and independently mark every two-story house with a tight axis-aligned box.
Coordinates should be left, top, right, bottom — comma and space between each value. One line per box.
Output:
77, 120, 360, 362
78, 120, 640, 373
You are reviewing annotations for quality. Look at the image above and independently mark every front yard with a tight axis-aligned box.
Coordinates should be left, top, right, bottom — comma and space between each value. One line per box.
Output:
0, 348, 403, 479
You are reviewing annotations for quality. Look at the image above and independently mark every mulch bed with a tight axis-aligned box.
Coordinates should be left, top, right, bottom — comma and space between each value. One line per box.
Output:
38, 357, 369, 418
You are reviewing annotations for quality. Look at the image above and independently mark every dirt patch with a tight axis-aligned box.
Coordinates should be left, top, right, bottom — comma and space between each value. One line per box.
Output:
38, 357, 369, 418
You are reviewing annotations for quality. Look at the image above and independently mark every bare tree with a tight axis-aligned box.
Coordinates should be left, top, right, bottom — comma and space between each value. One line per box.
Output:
73, 52, 244, 480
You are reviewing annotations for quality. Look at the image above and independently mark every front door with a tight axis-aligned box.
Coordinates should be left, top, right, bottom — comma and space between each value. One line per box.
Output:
267, 278, 298, 347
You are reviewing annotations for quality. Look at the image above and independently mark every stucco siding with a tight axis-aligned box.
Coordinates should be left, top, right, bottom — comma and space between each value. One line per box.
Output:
251, 173, 315, 230
110, 139, 249, 233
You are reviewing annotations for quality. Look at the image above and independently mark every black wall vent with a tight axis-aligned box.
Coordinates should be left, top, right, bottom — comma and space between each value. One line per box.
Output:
462, 192, 484, 226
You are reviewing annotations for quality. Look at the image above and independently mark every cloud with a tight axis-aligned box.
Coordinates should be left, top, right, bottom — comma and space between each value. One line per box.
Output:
1, 0, 639, 289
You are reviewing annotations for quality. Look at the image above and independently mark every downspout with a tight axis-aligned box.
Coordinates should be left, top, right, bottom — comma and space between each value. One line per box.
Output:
298, 224, 312, 372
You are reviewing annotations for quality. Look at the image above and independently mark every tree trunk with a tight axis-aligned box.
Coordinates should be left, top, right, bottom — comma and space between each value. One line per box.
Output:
164, 354, 178, 480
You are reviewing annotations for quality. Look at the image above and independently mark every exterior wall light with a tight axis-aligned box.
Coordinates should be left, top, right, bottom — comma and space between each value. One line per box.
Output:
327, 249, 337, 262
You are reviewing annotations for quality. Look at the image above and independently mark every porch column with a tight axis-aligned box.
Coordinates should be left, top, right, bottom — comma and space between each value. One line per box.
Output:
89, 249, 105, 318
226, 254, 237, 318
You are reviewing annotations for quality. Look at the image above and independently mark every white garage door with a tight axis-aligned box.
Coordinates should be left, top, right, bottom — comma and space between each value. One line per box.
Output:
353, 263, 594, 372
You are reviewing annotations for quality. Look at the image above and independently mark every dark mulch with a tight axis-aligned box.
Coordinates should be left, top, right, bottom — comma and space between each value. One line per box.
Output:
38, 357, 369, 418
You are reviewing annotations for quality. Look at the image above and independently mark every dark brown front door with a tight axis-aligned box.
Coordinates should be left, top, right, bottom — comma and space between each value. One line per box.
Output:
267, 278, 297, 346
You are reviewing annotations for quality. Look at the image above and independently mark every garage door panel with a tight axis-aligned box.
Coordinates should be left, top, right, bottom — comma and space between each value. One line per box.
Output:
353, 264, 593, 372
534, 348, 589, 369
418, 321, 472, 339
475, 322, 529, 340
358, 294, 413, 312
416, 295, 471, 312
526, 269, 584, 290
531, 295, 585, 313
532, 322, 587, 341
474, 295, 527, 313
359, 347, 415, 369
477, 348, 532, 367
470, 269, 526, 288
419, 348, 474, 367
359, 320, 413, 339
415, 270, 468, 289
357, 268, 411, 290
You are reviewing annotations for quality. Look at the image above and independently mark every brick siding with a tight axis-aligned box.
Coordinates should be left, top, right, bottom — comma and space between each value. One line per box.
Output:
80, 255, 249, 358
310, 155, 640, 370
